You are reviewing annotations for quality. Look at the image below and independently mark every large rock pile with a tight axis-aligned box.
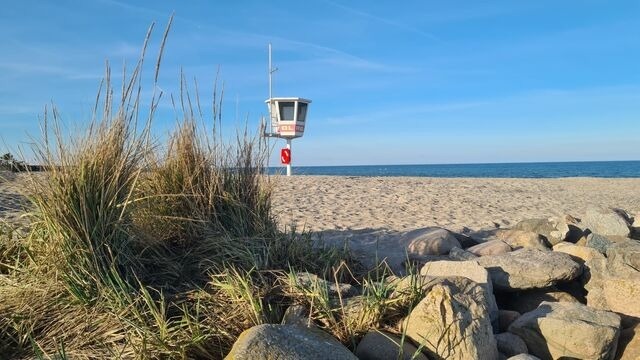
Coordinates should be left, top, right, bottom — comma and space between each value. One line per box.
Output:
225, 207, 640, 359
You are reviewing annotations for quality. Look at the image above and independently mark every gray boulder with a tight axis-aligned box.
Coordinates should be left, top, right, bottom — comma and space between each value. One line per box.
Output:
355, 330, 429, 360
617, 322, 640, 360
225, 324, 357, 360
340, 296, 380, 329
475, 248, 582, 291
403, 282, 499, 360
420, 260, 499, 326
391, 275, 498, 334
281, 305, 310, 327
512, 217, 570, 246
499, 287, 580, 314
293, 272, 357, 298
631, 211, 640, 239
419, 261, 492, 290
553, 241, 605, 263
467, 240, 512, 256
465, 227, 502, 243
585, 241, 640, 318
496, 229, 550, 250
449, 246, 478, 260
586, 233, 615, 254
606, 239, 640, 271
585, 258, 640, 319
317, 227, 459, 275
406, 228, 461, 256
388, 274, 440, 300
451, 231, 481, 248
498, 310, 521, 333
583, 207, 631, 238
495, 332, 528, 357
508, 301, 621, 360
405, 254, 451, 271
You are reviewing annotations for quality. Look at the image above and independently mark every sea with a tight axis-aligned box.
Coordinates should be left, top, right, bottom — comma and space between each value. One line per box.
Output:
267, 161, 640, 178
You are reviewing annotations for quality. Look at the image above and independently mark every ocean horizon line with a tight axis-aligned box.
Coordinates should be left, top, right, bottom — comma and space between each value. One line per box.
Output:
267, 160, 640, 178
281, 159, 640, 168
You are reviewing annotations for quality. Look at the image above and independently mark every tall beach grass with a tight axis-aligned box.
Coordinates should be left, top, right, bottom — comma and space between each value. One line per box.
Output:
0, 17, 360, 359
0, 18, 427, 359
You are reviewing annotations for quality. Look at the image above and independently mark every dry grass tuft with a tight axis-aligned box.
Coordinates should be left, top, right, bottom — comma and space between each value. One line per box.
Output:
0, 17, 361, 359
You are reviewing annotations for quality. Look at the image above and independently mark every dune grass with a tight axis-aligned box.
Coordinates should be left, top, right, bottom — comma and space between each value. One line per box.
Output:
0, 18, 429, 360
0, 19, 353, 359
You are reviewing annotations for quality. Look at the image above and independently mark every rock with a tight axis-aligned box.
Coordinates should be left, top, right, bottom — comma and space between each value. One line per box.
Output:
563, 214, 589, 243
451, 231, 481, 248
420, 260, 499, 325
553, 241, 605, 263
420, 261, 490, 287
496, 229, 550, 250
466, 227, 502, 243
355, 330, 429, 360
631, 211, 640, 240
554, 280, 588, 304
475, 248, 583, 291
617, 322, 640, 360
405, 254, 451, 271
467, 240, 512, 256
495, 333, 528, 357
586, 233, 615, 254
507, 355, 540, 360
339, 296, 381, 329
388, 274, 439, 299
508, 301, 621, 360
606, 239, 640, 271
512, 218, 570, 246
403, 283, 499, 360
406, 228, 461, 256
282, 305, 310, 327
499, 287, 580, 314
292, 272, 357, 298
575, 235, 588, 246
585, 258, 640, 318
583, 207, 631, 238
498, 310, 521, 332
449, 246, 478, 260
391, 275, 498, 335
225, 324, 357, 360
585, 241, 640, 318
319, 227, 461, 276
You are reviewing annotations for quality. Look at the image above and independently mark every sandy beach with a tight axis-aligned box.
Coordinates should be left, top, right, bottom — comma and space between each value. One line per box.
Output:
3, 173, 639, 234
0, 171, 28, 224
271, 175, 640, 233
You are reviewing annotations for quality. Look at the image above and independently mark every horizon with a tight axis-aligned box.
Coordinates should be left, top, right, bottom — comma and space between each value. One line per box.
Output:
1, 1, 639, 166
280, 159, 640, 168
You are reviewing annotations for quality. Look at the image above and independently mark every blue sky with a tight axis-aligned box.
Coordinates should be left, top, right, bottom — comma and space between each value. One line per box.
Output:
1, 0, 639, 166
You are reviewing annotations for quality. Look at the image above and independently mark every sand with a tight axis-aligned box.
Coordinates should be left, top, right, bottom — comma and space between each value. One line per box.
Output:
2, 172, 639, 234
271, 176, 640, 233
0, 171, 29, 224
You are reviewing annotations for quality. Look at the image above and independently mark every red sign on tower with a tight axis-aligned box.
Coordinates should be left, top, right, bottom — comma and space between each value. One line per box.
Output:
280, 148, 291, 165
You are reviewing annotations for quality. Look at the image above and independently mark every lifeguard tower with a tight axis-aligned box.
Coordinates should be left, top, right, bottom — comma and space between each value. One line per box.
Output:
262, 44, 312, 176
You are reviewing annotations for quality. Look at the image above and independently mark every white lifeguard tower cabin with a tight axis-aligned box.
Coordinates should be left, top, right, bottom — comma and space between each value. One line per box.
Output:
265, 97, 312, 139
262, 44, 312, 176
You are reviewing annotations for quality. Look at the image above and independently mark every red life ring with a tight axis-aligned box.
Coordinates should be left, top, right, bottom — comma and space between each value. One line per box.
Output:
280, 148, 291, 165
